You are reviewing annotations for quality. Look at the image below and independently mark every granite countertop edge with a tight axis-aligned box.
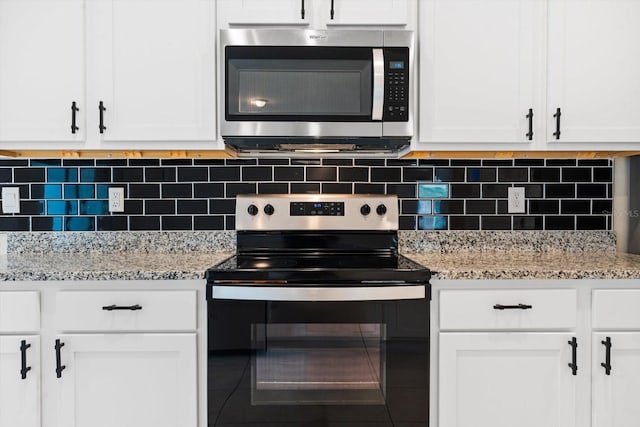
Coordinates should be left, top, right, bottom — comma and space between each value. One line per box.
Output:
2, 250, 640, 282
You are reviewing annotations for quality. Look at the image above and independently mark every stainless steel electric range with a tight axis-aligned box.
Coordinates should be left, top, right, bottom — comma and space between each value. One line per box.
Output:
206, 194, 431, 427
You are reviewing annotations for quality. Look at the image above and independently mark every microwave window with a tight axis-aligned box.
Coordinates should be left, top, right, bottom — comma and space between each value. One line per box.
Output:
227, 58, 373, 119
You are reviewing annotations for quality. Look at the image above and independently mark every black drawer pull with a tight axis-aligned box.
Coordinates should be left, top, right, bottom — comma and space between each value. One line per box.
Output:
493, 304, 533, 310
526, 108, 534, 140
601, 336, 612, 375
71, 102, 79, 134
301, 0, 305, 19
55, 339, 66, 379
568, 337, 578, 376
330, 0, 335, 19
20, 340, 32, 380
99, 101, 107, 134
553, 107, 561, 140
102, 304, 142, 311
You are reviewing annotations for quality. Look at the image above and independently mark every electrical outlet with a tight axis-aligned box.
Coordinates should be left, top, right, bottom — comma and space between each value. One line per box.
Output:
108, 187, 125, 213
508, 187, 526, 214
1, 187, 20, 214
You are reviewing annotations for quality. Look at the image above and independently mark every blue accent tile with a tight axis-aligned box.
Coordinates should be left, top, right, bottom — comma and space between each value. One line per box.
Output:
65, 217, 95, 231
47, 201, 78, 215
418, 184, 449, 199
96, 185, 109, 199
31, 184, 62, 199
80, 200, 109, 215
417, 200, 432, 215
30, 159, 61, 167
418, 216, 448, 230
47, 168, 78, 183
64, 184, 95, 199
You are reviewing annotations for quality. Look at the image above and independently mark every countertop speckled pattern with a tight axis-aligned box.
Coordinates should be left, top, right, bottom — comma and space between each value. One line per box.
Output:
0, 252, 233, 281
404, 252, 640, 280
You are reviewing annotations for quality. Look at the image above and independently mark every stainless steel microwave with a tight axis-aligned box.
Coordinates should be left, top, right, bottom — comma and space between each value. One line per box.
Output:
220, 29, 414, 155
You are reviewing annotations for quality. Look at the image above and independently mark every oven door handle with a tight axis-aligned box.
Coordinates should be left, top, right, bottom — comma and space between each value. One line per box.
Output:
372, 48, 385, 121
210, 285, 425, 302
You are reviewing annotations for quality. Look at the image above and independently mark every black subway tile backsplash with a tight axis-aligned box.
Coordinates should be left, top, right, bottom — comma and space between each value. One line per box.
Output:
0, 158, 613, 232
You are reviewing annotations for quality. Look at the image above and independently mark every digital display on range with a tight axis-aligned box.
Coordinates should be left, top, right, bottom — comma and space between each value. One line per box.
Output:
389, 61, 405, 69
290, 202, 345, 216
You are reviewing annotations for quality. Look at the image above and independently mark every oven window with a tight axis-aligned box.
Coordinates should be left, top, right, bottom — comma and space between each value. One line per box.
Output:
225, 46, 373, 121
251, 323, 386, 405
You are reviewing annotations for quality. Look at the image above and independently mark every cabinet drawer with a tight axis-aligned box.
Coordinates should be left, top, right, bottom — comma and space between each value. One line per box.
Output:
439, 289, 577, 331
0, 292, 40, 333
593, 290, 640, 329
55, 291, 196, 332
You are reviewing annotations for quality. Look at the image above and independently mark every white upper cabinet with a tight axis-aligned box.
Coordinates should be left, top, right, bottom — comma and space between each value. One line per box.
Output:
547, 0, 640, 145
217, 0, 414, 28
0, 0, 85, 146
89, 0, 216, 147
418, 0, 544, 146
218, 0, 309, 27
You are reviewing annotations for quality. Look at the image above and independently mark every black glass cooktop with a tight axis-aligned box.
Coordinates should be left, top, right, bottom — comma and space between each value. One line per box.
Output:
206, 252, 430, 284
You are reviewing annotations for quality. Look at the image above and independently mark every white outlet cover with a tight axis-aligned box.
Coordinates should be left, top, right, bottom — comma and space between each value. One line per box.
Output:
1, 187, 20, 214
108, 187, 125, 213
508, 187, 526, 214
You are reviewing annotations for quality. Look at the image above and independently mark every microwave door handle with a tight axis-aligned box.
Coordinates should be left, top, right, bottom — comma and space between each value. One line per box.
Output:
372, 48, 385, 121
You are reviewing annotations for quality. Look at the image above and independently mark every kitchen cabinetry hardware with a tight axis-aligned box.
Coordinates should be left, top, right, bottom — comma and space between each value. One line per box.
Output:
331, 0, 335, 19
102, 304, 143, 311
493, 303, 532, 310
71, 102, 79, 134
553, 107, 561, 139
568, 337, 577, 375
20, 340, 31, 380
301, 0, 305, 19
55, 339, 66, 379
601, 336, 612, 375
98, 101, 107, 134
526, 108, 533, 140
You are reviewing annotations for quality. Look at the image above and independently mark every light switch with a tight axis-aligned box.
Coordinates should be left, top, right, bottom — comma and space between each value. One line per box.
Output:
1, 187, 20, 214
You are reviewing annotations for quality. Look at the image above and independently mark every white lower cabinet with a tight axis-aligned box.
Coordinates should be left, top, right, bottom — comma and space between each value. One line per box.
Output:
592, 332, 640, 427
439, 332, 577, 427
0, 336, 41, 427
54, 333, 197, 427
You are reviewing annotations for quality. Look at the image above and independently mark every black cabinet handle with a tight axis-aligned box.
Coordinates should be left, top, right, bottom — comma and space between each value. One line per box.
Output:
301, 0, 305, 19
71, 102, 79, 134
55, 339, 66, 379
553, 107, 561, 140
493, 304, 533, 310
99, 101, 107, 134
568, 337, 578, 376
102, 304, 142, 311
20, 340, 32, 380
526, 108, 534, 141
330, 0, 335, 19
601, 336, 612, 375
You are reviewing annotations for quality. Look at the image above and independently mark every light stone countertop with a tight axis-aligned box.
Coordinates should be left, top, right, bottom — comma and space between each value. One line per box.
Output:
0, 252, 233, 281
404, 252, 640, 280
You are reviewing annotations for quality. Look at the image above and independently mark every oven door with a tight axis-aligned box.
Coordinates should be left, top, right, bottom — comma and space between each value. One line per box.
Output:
207, 285, 429, 426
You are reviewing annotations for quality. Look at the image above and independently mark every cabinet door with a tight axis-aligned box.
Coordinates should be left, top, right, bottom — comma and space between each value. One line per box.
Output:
419, 0, 543, 144
547, 0, 640, 143
320, 0, 410, 26
55, 334, 197, 427
0, 336, 40, 427
593, 332, 640, 427
0, 0, 84, 143
439, 333, 577, 427
88, 0, 216, 145
217, 0, 309, 27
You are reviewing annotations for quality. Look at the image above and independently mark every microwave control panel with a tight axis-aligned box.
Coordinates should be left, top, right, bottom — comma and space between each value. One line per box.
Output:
383, 48, 409, 122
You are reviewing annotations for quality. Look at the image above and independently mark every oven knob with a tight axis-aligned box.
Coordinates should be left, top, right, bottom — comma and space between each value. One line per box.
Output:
247, 204, 259, 216
264, 204, 275, 216
376, 204, 387, 216
360, 204, 371, 216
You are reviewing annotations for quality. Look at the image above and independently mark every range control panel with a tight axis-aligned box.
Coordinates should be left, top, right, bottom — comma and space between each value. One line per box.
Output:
236, 194, 399, 231
383, 47, 410, 122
